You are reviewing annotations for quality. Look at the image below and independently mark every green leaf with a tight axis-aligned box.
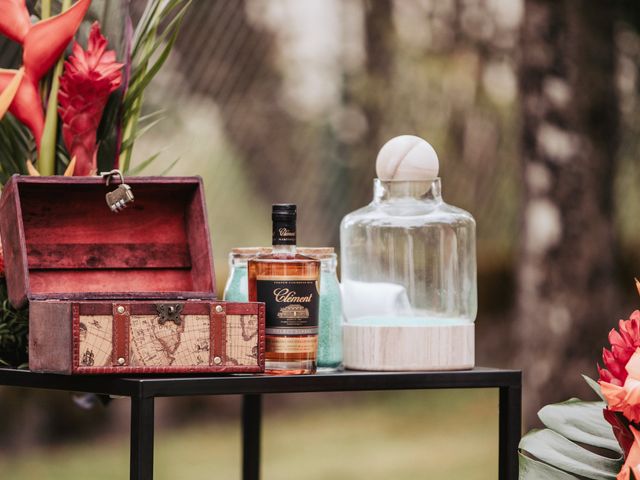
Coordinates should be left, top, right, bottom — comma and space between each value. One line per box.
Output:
520, 392, 624, 479
127, 151, 162, 175
0, 278, 29, 367
120, 116, 163, 152
583, 375, 606, 402
158, 157, 180, 176
118, 0, 190, 173
127, 2, 188, 86
538, 399, 622, 453
123, 9, 187, 111
138, 110, 165, 123
520, 429, 621, 479
0, 113, 33, 182
519, 453, 580, 479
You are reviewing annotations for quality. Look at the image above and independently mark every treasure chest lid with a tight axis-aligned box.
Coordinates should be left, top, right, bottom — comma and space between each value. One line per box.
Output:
0, 175, 216, 308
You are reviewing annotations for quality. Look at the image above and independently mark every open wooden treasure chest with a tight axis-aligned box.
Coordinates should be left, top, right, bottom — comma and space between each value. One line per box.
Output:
0, 175, 265, 374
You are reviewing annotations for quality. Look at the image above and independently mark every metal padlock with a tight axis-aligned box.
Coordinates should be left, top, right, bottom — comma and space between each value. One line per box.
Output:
101, 169, 134, 213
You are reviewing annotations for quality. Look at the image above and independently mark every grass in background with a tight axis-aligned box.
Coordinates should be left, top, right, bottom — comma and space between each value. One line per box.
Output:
0, 390, 498, 479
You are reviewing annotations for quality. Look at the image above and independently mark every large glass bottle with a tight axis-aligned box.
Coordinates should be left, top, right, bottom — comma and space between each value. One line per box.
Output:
340, 135, 477, 370
248, 205, 321, 374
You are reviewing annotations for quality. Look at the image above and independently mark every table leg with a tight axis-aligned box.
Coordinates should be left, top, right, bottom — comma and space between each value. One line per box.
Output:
499, 385, 522, 480
130, 396, 155, 480
242, 394, 262, 480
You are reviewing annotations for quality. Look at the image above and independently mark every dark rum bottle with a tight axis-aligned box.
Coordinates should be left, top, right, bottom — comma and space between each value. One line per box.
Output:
248, 204, 320, 374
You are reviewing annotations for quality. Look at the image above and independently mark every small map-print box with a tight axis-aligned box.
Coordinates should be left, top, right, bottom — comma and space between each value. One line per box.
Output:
0, 175, 265, 374
29, 300, 264, 374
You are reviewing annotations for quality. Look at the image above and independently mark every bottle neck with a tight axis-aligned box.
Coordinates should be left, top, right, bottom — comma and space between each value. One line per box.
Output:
272, 244, 296, 255
272, 217, 297, 247
373, 178, 442, 203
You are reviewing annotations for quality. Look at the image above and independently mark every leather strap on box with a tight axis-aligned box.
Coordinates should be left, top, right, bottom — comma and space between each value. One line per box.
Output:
112, 303, 130, 367
210, 302, 226, 366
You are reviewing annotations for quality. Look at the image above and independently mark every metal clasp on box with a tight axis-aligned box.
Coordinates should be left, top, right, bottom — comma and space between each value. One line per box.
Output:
155, 303, 184, 326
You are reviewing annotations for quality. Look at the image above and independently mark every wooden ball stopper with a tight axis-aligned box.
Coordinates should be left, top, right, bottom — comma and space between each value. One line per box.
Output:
375, 135, 439, 181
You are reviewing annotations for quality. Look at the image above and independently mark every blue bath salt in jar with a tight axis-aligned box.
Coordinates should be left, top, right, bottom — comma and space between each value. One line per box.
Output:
223, 248, 269, 302
299, 247, 343, 371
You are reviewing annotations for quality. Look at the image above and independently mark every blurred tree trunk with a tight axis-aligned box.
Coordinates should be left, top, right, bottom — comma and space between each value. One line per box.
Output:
326, 0, 394, 247
359, 0, 393, 187
516, 0, 619, 425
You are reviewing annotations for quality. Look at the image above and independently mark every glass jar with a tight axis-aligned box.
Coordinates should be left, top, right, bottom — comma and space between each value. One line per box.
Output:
223, 247, 344, 371
223, 248, 269, 302
299, 248, 343, 371
340, 178, 476, 370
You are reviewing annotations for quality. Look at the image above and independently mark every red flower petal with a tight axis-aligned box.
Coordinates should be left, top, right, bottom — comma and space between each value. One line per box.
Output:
599, 364, 623, 386
603, 409, 635, 458
0, 72, 44, 148
22, 0, 91, 83
604, 348, 628, 382
0, 0, 31, 43
603, 408, 633, 458
599, 312, 640, 387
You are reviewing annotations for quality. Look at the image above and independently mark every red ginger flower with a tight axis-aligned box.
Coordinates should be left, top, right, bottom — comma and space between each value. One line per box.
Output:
58, 22, 123, 176
599, 311, 640, 387
0, 0, 90, 149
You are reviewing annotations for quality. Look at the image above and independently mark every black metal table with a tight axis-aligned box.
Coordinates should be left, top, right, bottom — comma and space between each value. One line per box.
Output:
0, 367, 521, 480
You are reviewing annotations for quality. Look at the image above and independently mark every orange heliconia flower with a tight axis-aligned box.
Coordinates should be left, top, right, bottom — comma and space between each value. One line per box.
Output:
0, 0, 91, 149
58, 22, 123, 176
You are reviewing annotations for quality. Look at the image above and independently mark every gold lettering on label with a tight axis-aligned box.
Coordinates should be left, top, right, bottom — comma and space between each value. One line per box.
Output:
278, 227, 295, 237
273, 288, 313, 303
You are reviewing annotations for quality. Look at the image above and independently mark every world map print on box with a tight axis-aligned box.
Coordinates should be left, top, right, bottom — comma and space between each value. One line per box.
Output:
78, 312, 260, 370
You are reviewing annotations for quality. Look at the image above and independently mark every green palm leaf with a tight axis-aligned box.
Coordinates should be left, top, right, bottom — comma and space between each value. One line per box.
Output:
119, 0, 191, 173
519, 382, 624, 479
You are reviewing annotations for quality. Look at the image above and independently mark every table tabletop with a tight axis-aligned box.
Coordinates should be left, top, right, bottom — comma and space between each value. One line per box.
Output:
0, 366, 521, 398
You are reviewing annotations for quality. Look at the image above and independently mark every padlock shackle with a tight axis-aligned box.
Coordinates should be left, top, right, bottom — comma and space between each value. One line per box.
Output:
101, 169, 125, 187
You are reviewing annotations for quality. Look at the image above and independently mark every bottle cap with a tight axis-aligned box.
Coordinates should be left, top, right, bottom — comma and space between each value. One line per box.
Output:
375, 135, 439, 181
272, 204, 296, 220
